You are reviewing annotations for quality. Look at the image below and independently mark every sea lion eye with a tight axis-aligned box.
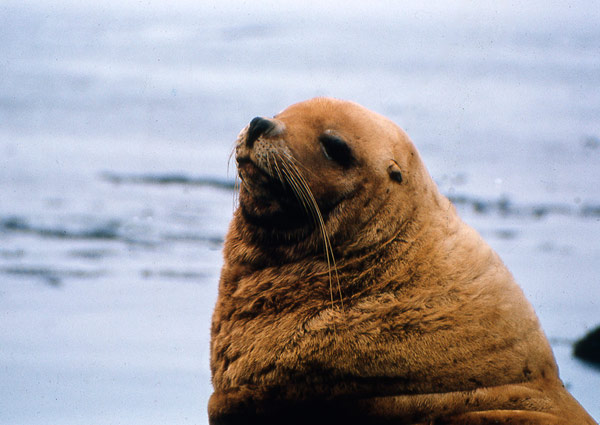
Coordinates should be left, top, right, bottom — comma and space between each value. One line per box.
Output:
319, 134, 354, 167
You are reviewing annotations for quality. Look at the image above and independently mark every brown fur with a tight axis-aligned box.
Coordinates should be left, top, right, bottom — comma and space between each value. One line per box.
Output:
209, 98, 596, 424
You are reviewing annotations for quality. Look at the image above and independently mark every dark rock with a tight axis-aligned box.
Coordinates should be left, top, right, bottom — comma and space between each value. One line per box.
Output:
574, 325, 600, 367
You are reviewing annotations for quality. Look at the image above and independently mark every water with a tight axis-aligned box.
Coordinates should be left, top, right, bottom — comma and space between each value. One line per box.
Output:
1, 1, 599, 423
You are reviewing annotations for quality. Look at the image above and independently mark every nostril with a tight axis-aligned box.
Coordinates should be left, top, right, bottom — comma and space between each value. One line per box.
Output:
246, 117, 275, 147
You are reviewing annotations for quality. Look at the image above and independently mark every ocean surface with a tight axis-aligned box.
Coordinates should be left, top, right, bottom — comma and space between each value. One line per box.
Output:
1, 1, 599, 423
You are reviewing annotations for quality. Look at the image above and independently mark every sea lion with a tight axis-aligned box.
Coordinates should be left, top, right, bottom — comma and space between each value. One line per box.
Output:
209, 97, 596, 424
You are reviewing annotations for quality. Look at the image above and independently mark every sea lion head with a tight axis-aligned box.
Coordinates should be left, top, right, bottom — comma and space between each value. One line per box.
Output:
234, 97, 440, 250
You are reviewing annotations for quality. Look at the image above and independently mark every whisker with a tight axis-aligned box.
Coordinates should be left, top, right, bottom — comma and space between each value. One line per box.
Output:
279, 157, 317, 224
265, 152, 277, 181
229, 145, 241, 207
281, 151, 318, 179
280, 167, 314, 222
271, 153, 285, 186
280, 156, 344, 311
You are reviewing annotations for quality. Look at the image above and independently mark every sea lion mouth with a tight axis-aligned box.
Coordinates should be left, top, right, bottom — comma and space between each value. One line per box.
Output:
236, 155, 266, 181
236, 154, 284, 191
236, 151, 308, 218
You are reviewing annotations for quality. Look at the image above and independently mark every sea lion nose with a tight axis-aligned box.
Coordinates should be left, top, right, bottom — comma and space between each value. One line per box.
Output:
246, 117, 275, 147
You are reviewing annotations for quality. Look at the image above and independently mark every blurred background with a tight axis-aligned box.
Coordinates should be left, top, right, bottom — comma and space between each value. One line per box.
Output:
1, 1, 598, 423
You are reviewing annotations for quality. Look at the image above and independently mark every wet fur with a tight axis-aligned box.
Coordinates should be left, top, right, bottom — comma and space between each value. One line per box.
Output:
209, 98, 596, 424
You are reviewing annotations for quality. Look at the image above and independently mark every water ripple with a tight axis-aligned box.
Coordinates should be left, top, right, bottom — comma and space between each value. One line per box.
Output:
101, 172, 235, 190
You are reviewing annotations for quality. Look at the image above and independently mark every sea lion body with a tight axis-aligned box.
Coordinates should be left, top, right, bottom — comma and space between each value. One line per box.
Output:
209, 98, 596, 424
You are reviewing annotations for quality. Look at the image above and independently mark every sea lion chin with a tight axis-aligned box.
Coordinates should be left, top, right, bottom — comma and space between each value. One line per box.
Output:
209, 97, 597, 424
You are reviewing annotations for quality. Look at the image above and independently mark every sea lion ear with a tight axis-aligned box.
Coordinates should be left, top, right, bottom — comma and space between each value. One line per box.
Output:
388, 160, 403, 184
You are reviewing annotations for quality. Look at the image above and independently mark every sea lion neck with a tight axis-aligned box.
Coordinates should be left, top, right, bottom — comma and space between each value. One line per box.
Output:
228, 189, 442, 275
